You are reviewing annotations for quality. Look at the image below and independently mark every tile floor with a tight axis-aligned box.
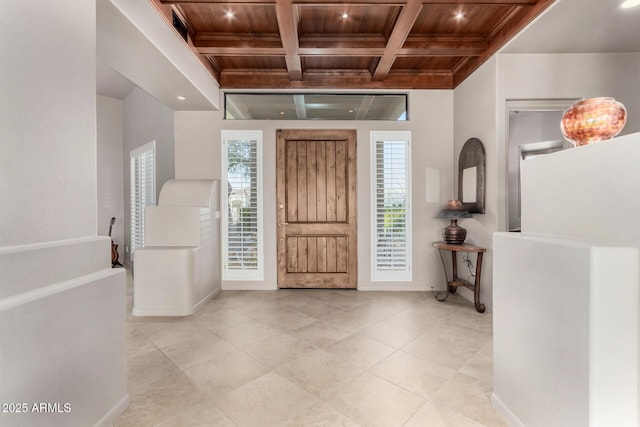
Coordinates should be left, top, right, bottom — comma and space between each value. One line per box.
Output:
117, 270, 507, 427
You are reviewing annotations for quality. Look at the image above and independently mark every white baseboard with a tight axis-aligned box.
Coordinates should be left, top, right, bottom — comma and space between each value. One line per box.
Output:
94, 394, 130, 427
221, 282, 278, 291
491, 392, 524, 427
357, 283, 433, 291
132, 287, 219, 317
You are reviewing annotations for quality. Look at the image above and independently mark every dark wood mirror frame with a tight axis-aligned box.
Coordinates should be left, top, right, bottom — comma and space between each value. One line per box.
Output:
458, 138, 486, 214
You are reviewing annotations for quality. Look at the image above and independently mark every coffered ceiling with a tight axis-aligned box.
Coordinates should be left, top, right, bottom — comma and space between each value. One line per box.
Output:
150, 0, 556, 89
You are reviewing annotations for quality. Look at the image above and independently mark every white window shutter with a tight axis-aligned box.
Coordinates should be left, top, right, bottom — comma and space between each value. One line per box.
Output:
222, 131, 263, 280
130, 141, 156, 260
371, 132, 411, 281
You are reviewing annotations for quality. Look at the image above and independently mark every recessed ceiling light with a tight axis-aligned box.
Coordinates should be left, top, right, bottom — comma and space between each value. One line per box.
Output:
279, 111, 285, 115
342, 12, 349, 19
348, 109, 354, 113
621, 0, 640, 8
177, 96, 186, 101
225, 11, 234, 18
454, 12, 465, 20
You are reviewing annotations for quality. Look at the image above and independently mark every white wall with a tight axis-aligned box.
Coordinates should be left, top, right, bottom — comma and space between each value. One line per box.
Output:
0, 1, 127, 425
496, 53, 640, 230
453, 57, 498, 309
453, 52, 640, 311
123, 87, 175, 261
175, 90, 455, 291
1, 5, 96, 246
97, 95, 125, 252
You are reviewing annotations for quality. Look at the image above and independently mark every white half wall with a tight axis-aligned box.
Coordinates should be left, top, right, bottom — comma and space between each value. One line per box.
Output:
493, 233, 638, 427
175, 90, 455, 291
520, 132, 640, 416
0, 1, 128, 425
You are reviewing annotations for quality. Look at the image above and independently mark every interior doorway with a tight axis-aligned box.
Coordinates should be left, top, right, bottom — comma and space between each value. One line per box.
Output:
276, 129, 357, 289
505, 100, 578, 231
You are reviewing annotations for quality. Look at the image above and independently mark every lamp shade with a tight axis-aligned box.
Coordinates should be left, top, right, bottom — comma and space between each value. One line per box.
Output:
436, 199, 472, 219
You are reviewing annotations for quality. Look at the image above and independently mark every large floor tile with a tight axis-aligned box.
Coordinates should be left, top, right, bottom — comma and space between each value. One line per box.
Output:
433, 373, 508, 426
459, 338, 494, 388
404, 400, 487, 427
325, 333, 396, 370
160, 334, 236, 370
127, 349, 182, 393
324, 306, 384, 332
136, 320, 217, 349
293, 299, 348, 318
240, 333, 317, 368
213, 372, 322, 427
116, 372, 207, 427
281, 400, 361, 427
326, 372, 425, 427
250, 308, 319, 332
184, 349, 268, 397
215, 319, 290, 348
276, 349, 363, 399
289, 319, 354, 348
126, 325, 157, 359
401, 324, 491, 372
155, 398, 236, 427
360, 320, 423, 349
369, 350, 455, 399
191, 306, 254, 333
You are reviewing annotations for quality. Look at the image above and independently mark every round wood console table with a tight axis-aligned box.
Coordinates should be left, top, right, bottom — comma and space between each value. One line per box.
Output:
432, 241, 486, 313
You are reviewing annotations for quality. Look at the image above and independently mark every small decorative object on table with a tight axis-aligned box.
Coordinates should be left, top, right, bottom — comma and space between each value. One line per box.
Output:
436, 199, 472, 245
561, 97, 627, 146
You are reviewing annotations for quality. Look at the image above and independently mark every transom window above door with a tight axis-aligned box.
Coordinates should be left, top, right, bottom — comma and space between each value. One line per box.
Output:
225, 93, 408, 120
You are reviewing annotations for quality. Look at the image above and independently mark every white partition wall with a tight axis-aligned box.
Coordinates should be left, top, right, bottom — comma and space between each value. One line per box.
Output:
133, 179, 221, 316
0, 1, 128, 425
493, 233, 638, 427
492, 133, 640, 426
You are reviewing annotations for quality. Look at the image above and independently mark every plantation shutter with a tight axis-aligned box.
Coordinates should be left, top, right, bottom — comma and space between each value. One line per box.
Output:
372, 132, 411, 281
222, 131, 263, 280
130, 142, 156, 259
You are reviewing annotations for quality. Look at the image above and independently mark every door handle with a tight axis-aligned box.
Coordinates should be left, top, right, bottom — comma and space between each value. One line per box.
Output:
279, 222, 289, 226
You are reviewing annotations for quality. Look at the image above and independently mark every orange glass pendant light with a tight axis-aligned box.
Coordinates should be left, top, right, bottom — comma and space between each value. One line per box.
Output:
561, 97, 627, 146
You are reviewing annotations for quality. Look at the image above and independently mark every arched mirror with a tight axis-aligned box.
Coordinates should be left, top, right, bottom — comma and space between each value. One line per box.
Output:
458, 138, 486, 214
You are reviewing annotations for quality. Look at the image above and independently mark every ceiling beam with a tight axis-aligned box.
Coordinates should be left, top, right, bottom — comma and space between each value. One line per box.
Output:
275, 0, 303, 80
355, 95, 375, 119
198, 47, 286, 55
195, 32, 282, 48
372, 0, 422, 81
293, 94, 308, 118
220, 69, 453, 88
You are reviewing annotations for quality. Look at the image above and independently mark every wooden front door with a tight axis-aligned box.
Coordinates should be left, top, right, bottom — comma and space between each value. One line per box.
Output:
276, 129, 357, 289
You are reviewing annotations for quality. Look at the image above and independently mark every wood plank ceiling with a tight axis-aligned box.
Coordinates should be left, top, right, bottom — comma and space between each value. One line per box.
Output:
151, 0, 556, 89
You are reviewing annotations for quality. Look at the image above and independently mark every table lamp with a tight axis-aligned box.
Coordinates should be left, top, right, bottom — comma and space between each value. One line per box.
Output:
436, 199, 472, 244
